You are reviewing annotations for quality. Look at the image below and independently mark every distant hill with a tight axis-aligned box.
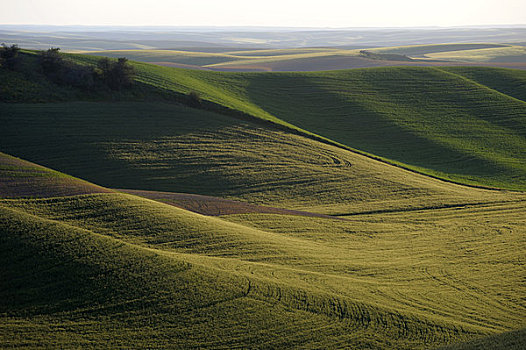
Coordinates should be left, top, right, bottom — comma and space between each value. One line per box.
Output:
2, 25, 526, 50
78, 43, 526, 72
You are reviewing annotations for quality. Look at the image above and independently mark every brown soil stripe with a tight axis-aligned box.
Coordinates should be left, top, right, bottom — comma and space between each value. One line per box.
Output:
117, 188, 343, 220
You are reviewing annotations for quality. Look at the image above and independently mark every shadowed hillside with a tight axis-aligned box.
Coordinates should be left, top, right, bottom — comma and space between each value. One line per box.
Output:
2, 101, 523, 215
0, 152, 112, 198
124, 62, 526, 190
2, 52, 526, 192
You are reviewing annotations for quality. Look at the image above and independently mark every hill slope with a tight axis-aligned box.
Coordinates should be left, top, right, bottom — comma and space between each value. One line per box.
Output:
3, 52, 525, 191
2, 100, 524, 215
1, 154, 524, 348
125, 63, 526, 191
0, 152, 112, 198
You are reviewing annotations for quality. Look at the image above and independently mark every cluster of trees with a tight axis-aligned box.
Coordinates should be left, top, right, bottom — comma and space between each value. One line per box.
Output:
39, 48, 135, 90
0, 44, 22, 70
1, 44, 135, 91
40, 48, 96, 89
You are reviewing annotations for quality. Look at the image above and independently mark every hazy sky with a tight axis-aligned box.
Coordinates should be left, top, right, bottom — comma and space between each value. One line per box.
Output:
2, 0, 525, 27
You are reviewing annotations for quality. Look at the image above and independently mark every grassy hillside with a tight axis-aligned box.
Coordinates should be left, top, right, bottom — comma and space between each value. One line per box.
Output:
2, 100, 524, 215
0, 152, 112, 198
84, 49, 246, 66
442, 67, 526, 102
2, 52, 526, 193
440, 328, 526, 350
112, 62, 526, 191
1, 163, 524, 348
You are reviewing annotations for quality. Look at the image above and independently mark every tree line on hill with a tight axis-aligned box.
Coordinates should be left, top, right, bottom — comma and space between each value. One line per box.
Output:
1, 44, 205, 107
1, 44, 135, 91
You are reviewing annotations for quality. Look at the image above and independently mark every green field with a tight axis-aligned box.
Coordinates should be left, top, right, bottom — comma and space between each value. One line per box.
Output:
5, 101, 519, 214
1, 51, 525, 349
369, 43, 510, 57
1, 155, 525, 348
124, 61, 526, 191
83, 49, 247, 67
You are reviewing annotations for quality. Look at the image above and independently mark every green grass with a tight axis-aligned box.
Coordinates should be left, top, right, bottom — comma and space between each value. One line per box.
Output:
439, 328, 526, 349
1, 51, 526, 348
120, 63, 526, 191
425, 45, 526, 63
2, 101, 524, 215
441, 66, 526, 102
0, 152, 111, 198
2, 53, 526, 195
83, 49, 248, 66
1, 185, 524, 348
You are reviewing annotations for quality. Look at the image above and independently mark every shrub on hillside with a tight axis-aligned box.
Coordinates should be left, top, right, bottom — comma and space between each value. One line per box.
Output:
95, 57, 135, 90
187, 91, 202, 107
0, 44, 22, 70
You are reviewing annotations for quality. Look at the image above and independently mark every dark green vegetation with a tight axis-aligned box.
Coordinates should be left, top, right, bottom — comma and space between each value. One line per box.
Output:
39, 48, 135, 90
0, 44, 22, 70
1, 51, 525, 349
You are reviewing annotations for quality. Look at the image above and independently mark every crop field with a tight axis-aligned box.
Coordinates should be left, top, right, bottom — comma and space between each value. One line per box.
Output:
117, 189, 339, 218
116, 62, 526, 191
79, 43, 526, 72
424, 45, 526, 63
2, 100, 524, 214
84, 49, 247, 67
1, 51, 525, 349
369, 43, 510, 57
0, 152, 112, 198
1, 159, 525, 348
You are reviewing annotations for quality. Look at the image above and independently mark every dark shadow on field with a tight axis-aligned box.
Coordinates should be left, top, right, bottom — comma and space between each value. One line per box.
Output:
0, 102, 247, 195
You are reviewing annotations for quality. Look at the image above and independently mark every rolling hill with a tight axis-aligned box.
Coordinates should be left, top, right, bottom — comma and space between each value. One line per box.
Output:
1, 152, 525, 349
1, 51, 525, 349
115, 60, 526, 191
4, 52, 526, 192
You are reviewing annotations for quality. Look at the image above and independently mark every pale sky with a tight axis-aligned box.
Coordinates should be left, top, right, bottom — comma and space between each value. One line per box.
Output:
1, 0, 525, 27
